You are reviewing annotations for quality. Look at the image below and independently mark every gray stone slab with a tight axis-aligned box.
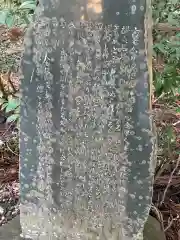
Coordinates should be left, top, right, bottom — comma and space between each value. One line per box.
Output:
20, 0, 156, 239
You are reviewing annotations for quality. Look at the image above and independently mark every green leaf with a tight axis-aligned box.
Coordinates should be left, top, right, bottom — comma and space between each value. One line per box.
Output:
176, 107, 180, 113
19, 1, 36, 10
6, 114, 19, 123
154, 43, 166, 54
5, 12, 14, 27
5, 99, 19, 113
0, 9, 14, 27
0, 10, 9, 24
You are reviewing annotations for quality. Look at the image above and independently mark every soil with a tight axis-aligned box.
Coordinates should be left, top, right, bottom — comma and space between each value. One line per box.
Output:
0, 122, 19, 227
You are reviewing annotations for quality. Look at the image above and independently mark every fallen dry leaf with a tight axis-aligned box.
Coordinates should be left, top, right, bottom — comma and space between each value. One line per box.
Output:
8, 27, 24, 42
0, 72, 20, 95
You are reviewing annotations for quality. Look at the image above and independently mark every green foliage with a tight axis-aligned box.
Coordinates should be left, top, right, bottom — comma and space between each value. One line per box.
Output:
0, 0, 32, 125
0, 9, 14, 26
152, 0, 180, 99
153, 0, 180, 25
0, 0, 36, 27
0, 93, 20, 124
5, 98, 19, 113
19, 1, 36, 10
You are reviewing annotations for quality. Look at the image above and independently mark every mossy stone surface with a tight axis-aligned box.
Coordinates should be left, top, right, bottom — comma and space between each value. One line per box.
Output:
143, 215, 166, 240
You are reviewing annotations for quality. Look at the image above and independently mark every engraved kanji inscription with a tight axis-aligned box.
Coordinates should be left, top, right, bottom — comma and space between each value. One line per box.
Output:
20, 0, 156, 239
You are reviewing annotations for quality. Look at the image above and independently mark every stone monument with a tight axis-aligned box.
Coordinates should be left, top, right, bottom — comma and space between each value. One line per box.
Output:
20, 0, 156, 239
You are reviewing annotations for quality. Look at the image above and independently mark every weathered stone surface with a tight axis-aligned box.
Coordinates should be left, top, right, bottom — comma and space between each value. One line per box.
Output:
20, 0, 156, 239
143, 215, 166, 240
0, 215, 166, 240
0, 215, 23, 240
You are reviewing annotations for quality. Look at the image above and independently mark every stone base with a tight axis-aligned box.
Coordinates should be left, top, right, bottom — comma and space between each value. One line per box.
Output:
0, 215, 31, 240
0, 215, 165, 240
